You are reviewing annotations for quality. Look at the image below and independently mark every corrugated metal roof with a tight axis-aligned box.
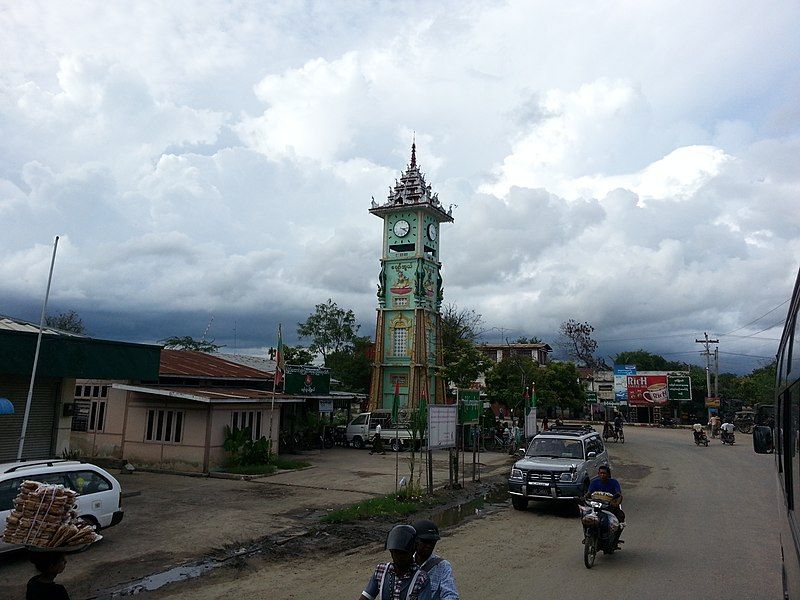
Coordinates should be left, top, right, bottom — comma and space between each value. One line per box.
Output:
0, 315, 87, 338
160, 350, 269, 379
210, 353, 276, 374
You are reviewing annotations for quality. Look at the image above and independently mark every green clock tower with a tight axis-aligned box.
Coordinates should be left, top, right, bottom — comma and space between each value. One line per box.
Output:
368, 142, 453, 413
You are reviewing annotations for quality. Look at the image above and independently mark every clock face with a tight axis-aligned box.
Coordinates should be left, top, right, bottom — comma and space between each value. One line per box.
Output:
427, 223, 437, 241
393, 219, 411, 237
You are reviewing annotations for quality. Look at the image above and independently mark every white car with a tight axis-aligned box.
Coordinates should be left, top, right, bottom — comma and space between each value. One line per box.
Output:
0, 459, 124, 552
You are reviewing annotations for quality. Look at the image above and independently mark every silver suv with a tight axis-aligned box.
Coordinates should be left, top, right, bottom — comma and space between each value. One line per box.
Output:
507, 425, 610, 510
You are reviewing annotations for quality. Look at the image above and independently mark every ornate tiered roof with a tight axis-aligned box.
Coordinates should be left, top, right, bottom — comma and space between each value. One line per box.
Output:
369, 142, 454, 221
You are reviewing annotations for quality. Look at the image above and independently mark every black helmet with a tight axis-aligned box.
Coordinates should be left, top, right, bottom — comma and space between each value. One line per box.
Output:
412, 519, 441, 542
386, 524, 417, 552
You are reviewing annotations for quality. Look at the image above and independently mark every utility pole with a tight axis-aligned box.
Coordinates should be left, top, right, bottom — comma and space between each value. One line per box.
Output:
695, 332, 719, 420
714, 347, 720, 415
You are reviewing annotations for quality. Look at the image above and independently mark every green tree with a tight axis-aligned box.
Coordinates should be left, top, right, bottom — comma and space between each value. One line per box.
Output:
485, 355, 538, 411
735, 361, 776, 406
327, 336, 373, 394
442, 339, 492, 388
614, 350, 681, 371
160, 336, 222, 352
440, 303, 489, 388
559, 319, 601, 368
297, 299, 360, 365
45, 310, 85, 334
515, 336, 543, 344
535, 361, 585, 414
284, 345, 315, 365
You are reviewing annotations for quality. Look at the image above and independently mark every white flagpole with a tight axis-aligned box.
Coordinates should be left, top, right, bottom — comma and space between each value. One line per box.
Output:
269, 324, 281, 456
18, 236, 59, 460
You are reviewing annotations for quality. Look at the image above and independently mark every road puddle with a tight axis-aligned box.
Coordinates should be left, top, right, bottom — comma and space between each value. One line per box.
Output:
106, 529, 309, 597
109, 562, 221, 596
432, 484, 508, 528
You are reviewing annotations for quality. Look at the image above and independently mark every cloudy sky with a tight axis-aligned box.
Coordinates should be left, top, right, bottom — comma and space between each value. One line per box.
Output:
2, 1, 799, 374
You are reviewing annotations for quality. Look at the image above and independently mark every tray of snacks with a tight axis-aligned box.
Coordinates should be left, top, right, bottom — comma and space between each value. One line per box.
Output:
2, 481, 102, 551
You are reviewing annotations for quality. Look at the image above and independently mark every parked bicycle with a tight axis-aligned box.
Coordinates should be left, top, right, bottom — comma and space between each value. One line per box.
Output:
484, 433, 515, 452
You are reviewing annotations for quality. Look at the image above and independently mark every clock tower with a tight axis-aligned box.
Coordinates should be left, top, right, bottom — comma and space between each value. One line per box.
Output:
368, 142, 453, 413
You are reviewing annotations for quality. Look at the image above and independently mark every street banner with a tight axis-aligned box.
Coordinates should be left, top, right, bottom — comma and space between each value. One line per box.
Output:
705, 397, 720, 408
667, 374, 692, 401
627, 374, 668, 406
318, 399, 333, 413
614, 364, 636, 404
428, 405, 457, 449
458, 389, 481, 424
284, 365, 331, 395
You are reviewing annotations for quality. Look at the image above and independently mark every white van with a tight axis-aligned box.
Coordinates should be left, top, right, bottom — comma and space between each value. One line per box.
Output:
0, 459, 124, 553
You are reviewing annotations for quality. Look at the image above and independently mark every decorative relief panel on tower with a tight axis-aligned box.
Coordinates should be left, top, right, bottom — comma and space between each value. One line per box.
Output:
390, 263, 413, 296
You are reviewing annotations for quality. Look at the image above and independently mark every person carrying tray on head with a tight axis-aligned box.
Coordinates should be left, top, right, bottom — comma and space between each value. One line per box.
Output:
27, 552, 70, 600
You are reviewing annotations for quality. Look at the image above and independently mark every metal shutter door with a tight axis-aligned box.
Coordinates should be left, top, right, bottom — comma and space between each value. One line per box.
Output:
0, 377, 58, 462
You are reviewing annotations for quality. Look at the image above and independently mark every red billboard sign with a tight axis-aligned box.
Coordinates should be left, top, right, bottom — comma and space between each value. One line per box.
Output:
627, 374, 668, 406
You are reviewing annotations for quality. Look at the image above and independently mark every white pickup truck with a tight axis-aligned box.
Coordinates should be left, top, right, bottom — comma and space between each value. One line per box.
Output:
345, 410, 423, 451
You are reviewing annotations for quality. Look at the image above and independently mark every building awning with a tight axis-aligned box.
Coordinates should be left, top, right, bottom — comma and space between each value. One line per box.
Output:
113, 384, 306, 404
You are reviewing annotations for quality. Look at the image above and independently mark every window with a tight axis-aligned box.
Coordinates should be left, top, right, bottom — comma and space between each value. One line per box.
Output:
66, 471, 111, 495
393, 327, 407, 356
351, 414, 368, 425
0, 474, 70, 511
145, 409, 184, 443
101, 386, 108, 397
232, 411, 262, 440
87, 400, 106, 432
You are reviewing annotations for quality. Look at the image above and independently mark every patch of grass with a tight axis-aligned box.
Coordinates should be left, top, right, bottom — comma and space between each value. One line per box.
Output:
217, 456, 311, 476
271, 456, 311, 470
322, 494, 431, 524
219, 464, 277, 475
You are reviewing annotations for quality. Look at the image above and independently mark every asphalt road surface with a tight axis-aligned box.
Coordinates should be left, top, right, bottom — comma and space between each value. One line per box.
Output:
153, 426, 782, 600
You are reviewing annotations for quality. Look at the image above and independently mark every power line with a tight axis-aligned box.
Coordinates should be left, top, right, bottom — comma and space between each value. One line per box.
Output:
718, 350, 775, 359
719, 334, 780, 341
717, 299, 789, 336
596, 333, 698, 343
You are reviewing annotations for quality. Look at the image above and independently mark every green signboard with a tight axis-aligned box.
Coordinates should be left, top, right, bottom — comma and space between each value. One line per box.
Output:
667, 374, 692, 401
585, 391, 598, 404
284, 365, 330, 396
458, 389, 481, 423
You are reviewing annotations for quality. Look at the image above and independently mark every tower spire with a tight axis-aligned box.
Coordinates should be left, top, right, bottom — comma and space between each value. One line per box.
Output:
410, 133, 416, 168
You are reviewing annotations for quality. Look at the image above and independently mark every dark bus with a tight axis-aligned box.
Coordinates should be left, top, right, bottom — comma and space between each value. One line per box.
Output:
754, 266, 800, 598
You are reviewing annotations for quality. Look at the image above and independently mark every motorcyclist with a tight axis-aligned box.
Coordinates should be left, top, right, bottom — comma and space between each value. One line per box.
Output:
585, 465, 625, 549
359, 524, 431, 600
692, 423, 707, 443
602, 419, 614, 440
613, 412, 624, 435
720, 420, 735, 442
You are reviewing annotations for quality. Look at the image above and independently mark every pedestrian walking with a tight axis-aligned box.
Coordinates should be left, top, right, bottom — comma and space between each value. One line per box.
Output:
359, 524, 431, 600
413, 519, 459, 600
370, 423, 386, 455
541, 415, 549, 431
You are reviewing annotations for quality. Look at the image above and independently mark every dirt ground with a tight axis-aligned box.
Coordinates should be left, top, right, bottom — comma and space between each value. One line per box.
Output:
0, 447, 512, 599
146, 427, 782, 600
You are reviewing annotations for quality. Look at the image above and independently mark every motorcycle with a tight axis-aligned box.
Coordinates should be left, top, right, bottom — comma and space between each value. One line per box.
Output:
693, 429, 709, 446
721, 429, 736, 445
579, 493, 624, 569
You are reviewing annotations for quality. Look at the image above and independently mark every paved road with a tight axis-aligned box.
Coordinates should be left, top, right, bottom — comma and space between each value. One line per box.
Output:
152, 426, 783, 600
